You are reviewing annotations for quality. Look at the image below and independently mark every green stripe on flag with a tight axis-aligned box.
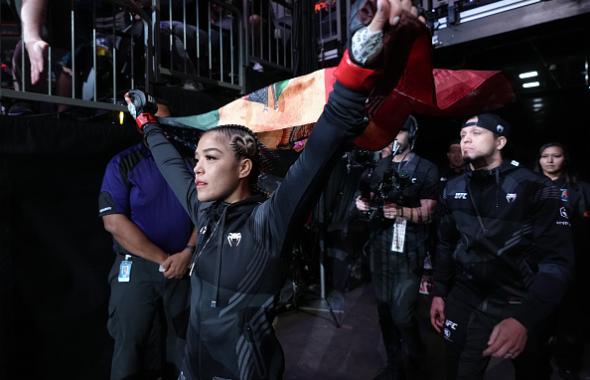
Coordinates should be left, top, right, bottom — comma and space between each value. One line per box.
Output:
159, 109, 220, 131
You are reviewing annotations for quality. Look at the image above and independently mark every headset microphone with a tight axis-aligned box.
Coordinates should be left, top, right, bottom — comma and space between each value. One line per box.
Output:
392, 140, 401, 156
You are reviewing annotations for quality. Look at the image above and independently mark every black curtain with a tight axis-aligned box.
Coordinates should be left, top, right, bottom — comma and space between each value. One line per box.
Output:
0, 115, 138, 379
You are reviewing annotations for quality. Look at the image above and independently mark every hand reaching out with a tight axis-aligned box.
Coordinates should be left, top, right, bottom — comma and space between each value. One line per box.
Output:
25, 39, 49, 85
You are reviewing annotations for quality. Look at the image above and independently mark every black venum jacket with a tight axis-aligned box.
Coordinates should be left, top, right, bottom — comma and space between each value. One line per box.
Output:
143, 82, 368, 380
432, 160, 574, 332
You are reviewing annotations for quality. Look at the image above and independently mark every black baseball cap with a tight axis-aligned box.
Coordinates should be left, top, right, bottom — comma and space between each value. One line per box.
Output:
462, 113, 511, 137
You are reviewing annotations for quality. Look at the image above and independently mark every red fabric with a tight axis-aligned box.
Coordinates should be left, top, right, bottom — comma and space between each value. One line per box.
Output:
332, 50, 382, 94
136, 113, 158, 130
347, 28, 514, 150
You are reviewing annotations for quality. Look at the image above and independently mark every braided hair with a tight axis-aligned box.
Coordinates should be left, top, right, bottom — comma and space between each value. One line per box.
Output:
203, 124, 274, 191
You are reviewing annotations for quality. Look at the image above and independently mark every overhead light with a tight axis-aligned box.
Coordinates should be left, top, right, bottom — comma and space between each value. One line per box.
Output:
518, 71, 538, 79
522, 81, 540, 88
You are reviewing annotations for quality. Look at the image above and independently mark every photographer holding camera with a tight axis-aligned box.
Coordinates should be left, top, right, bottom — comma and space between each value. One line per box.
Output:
356, 116, 439, 380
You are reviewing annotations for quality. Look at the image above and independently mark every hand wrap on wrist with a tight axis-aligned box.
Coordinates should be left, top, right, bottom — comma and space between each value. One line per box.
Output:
135, 113, 158, 130
126, 89, 158, 131
333, 50, 382, 94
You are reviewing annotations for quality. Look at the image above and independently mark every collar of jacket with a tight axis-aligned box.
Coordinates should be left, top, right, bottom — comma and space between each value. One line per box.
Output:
464, 160, 519, 210
206, 193, 267, 218
465, 160, 518, 181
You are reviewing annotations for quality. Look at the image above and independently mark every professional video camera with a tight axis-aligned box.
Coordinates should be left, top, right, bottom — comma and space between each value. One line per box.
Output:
358, 142, 414, 222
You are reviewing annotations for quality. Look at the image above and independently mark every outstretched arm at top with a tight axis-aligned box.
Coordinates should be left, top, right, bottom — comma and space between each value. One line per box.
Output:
20, 0, 49, 85
124, 91, 199, 222
260, 0, 425, 252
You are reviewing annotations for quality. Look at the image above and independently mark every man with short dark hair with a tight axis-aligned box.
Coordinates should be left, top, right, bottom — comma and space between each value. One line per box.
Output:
430, 113, 574, 380
440, 140, 464, 182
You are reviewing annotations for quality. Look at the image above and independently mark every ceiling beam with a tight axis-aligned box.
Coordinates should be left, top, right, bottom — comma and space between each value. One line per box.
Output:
433, 0, 590, 48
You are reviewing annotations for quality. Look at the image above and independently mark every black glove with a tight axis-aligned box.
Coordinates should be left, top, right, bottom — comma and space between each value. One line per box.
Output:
125, 89, 158, 131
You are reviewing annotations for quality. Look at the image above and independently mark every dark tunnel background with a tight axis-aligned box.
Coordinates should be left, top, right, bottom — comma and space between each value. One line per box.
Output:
0, 11, 589, 380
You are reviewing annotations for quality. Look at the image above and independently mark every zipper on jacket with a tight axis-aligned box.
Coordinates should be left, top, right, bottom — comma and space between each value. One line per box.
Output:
211, 209, 227, 308
467, 182, 488, 234
189, 215, 223, 277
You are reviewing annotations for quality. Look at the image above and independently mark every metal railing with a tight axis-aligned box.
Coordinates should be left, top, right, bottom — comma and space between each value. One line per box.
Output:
315, 0, 350, 64
244, 0, 293, 71
0, 0, 153, 112
157, 0, 245, 91
0, 0, 295, 113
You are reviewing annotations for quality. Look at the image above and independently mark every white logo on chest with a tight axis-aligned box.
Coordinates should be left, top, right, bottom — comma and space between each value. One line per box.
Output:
454, 192, 468, 199
227, 232, 242, 247
560, 207, 569, 219
506, 193, 517, 203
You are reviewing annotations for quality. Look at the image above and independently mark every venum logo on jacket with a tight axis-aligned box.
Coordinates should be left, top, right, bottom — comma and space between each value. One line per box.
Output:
227, 232, 242, 247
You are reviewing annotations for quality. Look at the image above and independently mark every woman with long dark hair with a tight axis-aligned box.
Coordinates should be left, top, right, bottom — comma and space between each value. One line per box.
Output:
537, 143, 576, 184
124, 1, 425, 378
537, 142, 590, 379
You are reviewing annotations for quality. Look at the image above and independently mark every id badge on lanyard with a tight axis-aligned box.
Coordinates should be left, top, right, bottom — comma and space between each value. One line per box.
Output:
390, 217, 407, 253
118, 255, 133, 282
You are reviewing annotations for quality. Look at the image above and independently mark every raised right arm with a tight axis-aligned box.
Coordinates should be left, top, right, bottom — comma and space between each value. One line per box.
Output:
124, 90, 199, 222
144, 124, 198, 222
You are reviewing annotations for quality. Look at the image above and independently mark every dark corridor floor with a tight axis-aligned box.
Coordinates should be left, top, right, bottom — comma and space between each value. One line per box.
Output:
275, 284, 581, 380
277, 284, 384, 380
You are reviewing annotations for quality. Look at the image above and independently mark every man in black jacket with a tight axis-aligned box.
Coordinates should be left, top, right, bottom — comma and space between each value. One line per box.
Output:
429, 113, 574, 380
